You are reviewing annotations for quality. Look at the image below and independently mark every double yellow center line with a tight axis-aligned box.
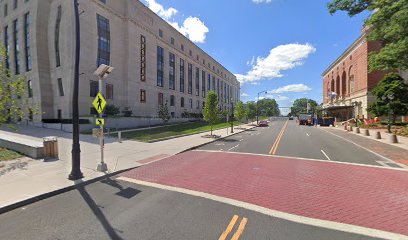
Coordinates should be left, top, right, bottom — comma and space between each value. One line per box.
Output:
269, 119, 289, 155
218, 215, 248, 240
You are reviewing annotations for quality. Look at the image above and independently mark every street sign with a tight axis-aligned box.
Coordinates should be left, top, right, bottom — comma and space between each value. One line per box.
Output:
96, 118, 105, 126
92, 92, 106, 114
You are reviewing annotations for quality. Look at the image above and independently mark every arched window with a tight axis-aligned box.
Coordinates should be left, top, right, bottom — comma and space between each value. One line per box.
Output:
331, 79, 334, 93
349, 66, 355, 94
341, 71, 347, 96
27, 80, 33, 98
336, 76, 340, 95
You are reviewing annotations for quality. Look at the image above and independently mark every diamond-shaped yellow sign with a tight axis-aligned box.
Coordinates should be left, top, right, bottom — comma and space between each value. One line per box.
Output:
92, 92, 106, 114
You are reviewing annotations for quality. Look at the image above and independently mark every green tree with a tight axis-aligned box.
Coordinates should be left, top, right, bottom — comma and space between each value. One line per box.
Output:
258, 98, 280, 117
245, 102, 257, 122
234, 101, 246, 127
328, 0, 408, 72
290, 98, 318, 116
367, 73, 408, 123
105, 104, 120, 116
158, 102, 171, 124
203, 91, 219, 135
0, 45, 32, 126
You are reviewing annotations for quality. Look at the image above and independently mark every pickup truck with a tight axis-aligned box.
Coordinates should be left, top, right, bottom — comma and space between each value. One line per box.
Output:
298, 114, 313, 126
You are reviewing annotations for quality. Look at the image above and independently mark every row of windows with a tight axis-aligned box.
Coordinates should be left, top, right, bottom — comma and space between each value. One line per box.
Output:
3, 12, 31, 74
157, 28, 229, 79
89, 81, 114, 99
2, 0, 29, 18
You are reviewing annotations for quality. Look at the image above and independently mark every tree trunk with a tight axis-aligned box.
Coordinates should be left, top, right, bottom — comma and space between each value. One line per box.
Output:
211, 125, 213, 136
392, 114, 397, 124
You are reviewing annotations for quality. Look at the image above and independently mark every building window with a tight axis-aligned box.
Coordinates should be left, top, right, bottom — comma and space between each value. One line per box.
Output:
24, 12, 31, 71
97, 14, 110, 67
140, 35, 146, 81
158, 92, 163, 106
170, 95, 175, 106
180, 58, 185, 92
90, 81, 98, 97
196, 55, 199, 61
99, 0, 106, 3
202, 70, 206, 98
181, 44, 184, 51
181, 97, 184, 107
157, 46, 164, 87
106, 84, 113, 99
171, 112, 175, 118
4, 4, 7, 17
196, 100, 200, 109
202, 59, 205, 65
57, 78, 64, 96
27, 80, 32, 98
4, 25, 10, 69
140, 89, 146, 102
13, 0, 17, 9
159, 29, 163, 37
169, 52, 175, 90
171, 37, 174, 45
217, 79, 220, 98
189, 50, 192, 56
13, 19, 20, 75
189, 98, 192, 109
187, 63, 192, 94
350, 75, 355, 93
57, 109, 62, 119
195, 67, 199, 96
55, 6, 61, 67
207, 74, 211, 91
212, 76, 216, 91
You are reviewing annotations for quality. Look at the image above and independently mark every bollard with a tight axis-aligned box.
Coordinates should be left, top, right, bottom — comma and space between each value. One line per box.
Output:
355, 127, 360, 134
374, 131, 381, 139
363, 129, 370, 136
344, 124, 347, 131
389, 134, 398, 143
349, 126, 353, 132
118, 131, 122, 143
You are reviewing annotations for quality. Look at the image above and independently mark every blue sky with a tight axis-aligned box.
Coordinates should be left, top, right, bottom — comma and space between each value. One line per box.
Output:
143, 0, 370, 114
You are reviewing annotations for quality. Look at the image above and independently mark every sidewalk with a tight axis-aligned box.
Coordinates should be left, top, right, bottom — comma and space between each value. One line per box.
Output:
0, 122, 256, 211
323, 126, 408, 167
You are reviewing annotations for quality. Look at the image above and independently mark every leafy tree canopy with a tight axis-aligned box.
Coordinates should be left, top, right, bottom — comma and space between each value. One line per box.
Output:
257, 98, 280, 117
367, 73, 408, 121
290, 98, 318, 116
203, 91, 219, 135
245, 102, 257, 121
328, 0, 408, 71
234, 101, 246, 121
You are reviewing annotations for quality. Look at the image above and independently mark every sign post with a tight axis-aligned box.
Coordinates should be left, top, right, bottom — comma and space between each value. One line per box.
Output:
92, 92, 107, 172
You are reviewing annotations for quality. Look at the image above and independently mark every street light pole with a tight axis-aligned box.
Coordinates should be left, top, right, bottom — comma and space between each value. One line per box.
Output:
230, 98, 234, 133
257, 91, 267, 125
69, 0, 83, 180
382, 94, 394, 133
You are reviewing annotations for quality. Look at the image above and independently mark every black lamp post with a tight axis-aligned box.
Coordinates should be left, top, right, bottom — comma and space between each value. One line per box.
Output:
69, 0, 83, 180
382, 94, 394, 133
230, 98, 234, 133
256, 91, 267, 125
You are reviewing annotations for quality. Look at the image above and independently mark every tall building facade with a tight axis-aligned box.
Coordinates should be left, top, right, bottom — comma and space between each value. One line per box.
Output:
0, 0, 240, 122
321, 28, 386, 121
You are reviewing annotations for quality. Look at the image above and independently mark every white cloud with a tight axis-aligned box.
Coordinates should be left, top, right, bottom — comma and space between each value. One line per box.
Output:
235, 43, 316, 84
249, 82, 260, 85
256, 95, 289, 101
144, 0, 209, 43
270, 84, 312, 94
252, 0, 273, 4
241, 93, 250, 97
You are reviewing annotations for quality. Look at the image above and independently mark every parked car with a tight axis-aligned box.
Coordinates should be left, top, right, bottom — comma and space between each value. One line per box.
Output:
258, 120, 269, 127
289, 116, 294, 120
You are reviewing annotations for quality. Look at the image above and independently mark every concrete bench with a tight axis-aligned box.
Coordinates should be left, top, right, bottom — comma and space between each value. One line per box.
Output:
0, 133, 44, 159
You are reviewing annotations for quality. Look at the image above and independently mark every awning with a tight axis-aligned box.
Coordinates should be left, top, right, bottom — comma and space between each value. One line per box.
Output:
323, 105, 353, 111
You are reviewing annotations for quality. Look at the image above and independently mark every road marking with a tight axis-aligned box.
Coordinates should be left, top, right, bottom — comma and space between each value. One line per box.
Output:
231, 217, 248, 240
320, 149, 331, 161
192, 150, 408, 172
306, 133, 310, 137
218, 215, 239, 240
117, 176, 408, 240
269, 120, 289, 155
228, 144, 240, 151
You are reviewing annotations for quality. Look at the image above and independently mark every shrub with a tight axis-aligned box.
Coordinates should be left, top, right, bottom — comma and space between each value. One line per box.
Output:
105, 105, 120, 116
122, 107, 132, 117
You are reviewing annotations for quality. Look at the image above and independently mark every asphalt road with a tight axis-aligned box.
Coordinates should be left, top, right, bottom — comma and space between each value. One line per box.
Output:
0, 177, 378, 240
198, 118, 393, 167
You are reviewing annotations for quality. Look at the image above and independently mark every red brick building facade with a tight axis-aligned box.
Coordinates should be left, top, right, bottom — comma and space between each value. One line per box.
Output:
322, 30, 386, 121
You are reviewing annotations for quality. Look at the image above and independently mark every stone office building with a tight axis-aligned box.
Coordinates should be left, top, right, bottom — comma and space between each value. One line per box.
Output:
0, 0, 240, 122
321, 28, 386, 121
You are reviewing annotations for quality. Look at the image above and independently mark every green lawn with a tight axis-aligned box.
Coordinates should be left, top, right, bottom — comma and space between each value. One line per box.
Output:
121, 121, 240, 142
0, 148, 22, 161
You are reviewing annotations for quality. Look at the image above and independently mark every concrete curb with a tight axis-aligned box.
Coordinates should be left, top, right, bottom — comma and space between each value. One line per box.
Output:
0, 167, 137, 215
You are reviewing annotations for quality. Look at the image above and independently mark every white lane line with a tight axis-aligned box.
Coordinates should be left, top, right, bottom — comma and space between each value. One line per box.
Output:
117, 177, 408, 240
239, 139, 244, 142
306, 133, 310, 137
320, 149, 331, 161
228, 144, 240, 151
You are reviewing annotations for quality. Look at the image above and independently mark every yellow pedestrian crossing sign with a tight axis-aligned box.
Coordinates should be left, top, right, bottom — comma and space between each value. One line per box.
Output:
92, 92, 106, 114
96, 118, 105, 126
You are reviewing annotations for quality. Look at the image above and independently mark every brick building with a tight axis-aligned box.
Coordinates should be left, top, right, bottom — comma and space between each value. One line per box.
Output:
321, 28, 386, 121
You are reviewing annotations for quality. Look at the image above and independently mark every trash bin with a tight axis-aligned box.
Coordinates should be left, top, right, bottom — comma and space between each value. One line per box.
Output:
43, 136, 58, 159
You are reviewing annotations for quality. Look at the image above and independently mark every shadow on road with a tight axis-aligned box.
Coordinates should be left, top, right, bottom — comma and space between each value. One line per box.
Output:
101, 177, 141, 199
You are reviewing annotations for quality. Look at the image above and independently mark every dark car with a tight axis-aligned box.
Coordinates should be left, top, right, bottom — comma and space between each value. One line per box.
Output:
258, 120, 269, 127
298, 114, 313, 126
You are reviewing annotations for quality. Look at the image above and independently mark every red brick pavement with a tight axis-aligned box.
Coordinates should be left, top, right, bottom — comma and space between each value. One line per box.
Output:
121, 151, 408, 235
324, 128, 408, 163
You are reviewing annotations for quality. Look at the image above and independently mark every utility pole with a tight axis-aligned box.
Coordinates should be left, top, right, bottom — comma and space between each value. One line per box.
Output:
69, 0, 83, 180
